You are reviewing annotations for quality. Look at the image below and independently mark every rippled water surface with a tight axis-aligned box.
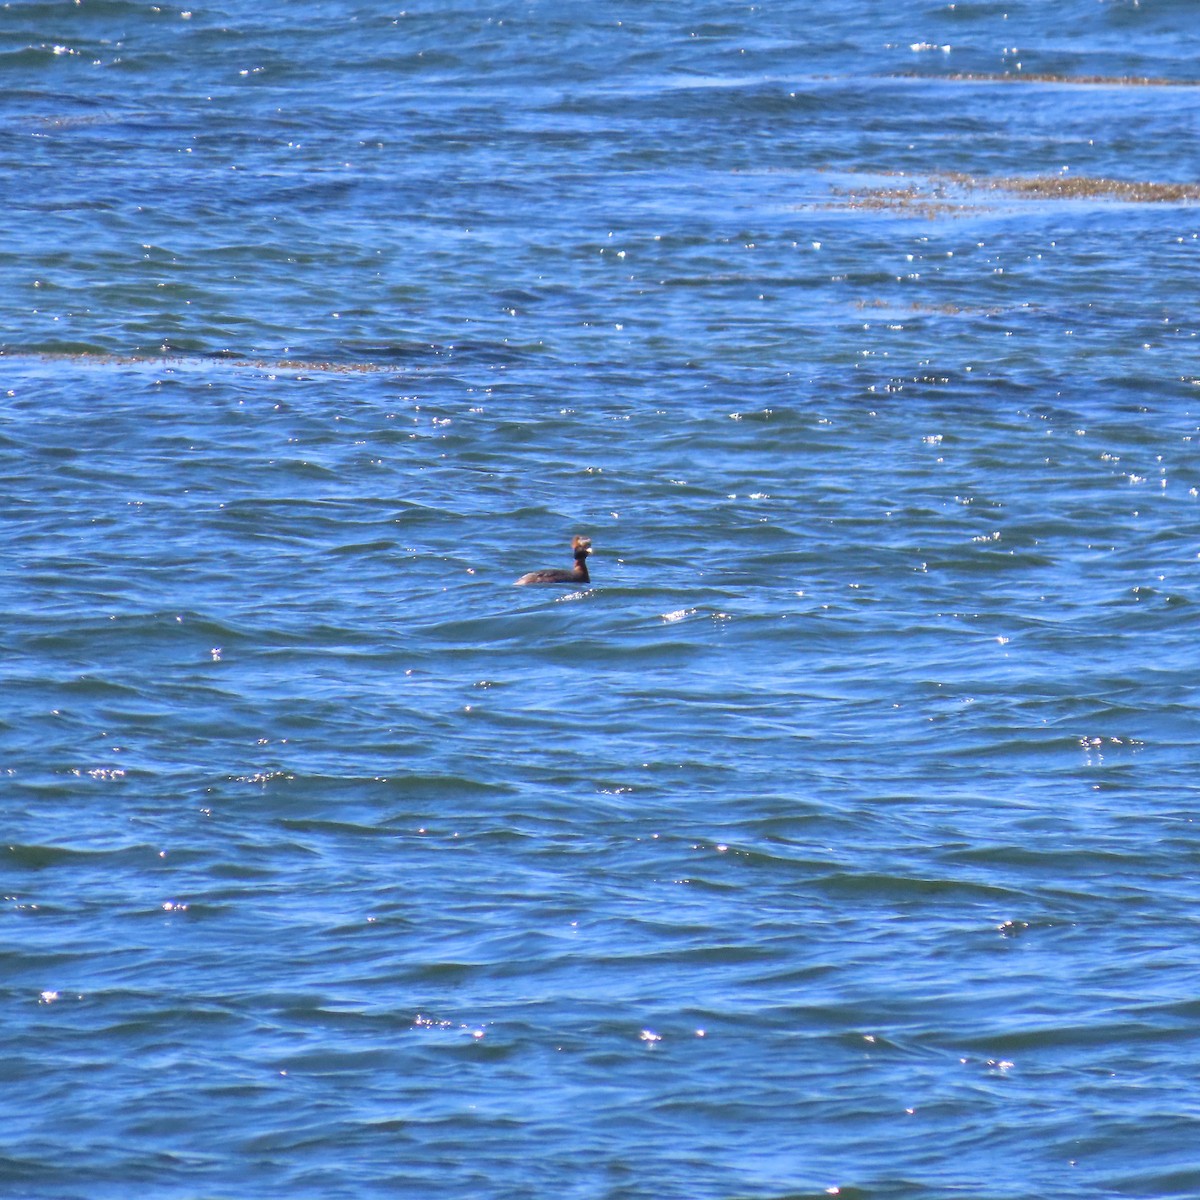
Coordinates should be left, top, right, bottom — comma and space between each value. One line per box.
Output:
5, 2, 1200, 1198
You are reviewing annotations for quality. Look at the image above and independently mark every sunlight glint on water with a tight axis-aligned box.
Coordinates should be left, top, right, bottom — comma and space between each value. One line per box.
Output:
4, 3, 1200, 1198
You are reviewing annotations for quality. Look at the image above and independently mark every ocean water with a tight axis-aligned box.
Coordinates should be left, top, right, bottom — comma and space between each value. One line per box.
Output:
4, 2, 1200, 1197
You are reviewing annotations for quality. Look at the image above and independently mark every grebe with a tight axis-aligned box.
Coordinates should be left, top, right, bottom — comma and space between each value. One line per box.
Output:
514, 535, 592, 586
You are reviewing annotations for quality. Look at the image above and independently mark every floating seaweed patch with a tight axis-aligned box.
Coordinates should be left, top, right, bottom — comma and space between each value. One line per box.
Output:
0, 348, 409, 375
821, 181, 974, 218
892, 71, 1200, 88
814, 170, 1200, 214
940, 172, 1200, 203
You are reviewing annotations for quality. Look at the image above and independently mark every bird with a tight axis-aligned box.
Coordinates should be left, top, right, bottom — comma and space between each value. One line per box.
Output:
514, 535, 593, 586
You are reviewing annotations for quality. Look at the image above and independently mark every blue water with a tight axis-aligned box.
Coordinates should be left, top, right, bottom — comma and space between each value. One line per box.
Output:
5, 3, 1200, 1197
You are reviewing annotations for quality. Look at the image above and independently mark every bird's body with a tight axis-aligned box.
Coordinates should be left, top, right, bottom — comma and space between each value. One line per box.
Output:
514, 535, 592, 586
